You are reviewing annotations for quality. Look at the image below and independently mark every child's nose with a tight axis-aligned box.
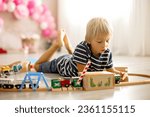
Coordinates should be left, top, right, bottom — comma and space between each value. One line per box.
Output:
102, 42, 107, 48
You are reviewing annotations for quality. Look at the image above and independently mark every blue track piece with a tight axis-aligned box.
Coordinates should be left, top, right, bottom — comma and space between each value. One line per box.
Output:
26, 58, 37, 64
19, 72, 51, 91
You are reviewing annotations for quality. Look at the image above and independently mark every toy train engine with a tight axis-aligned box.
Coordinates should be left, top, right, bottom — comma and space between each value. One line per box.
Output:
0, 66, 12, 78
0, 78, 39, 89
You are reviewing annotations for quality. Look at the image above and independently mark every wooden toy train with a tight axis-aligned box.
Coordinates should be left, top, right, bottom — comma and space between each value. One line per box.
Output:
0, 78, 39, 89
0, 72, 121, 91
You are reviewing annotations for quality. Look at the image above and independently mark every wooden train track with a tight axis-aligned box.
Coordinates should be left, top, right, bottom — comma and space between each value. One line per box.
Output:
0, 73, 150, 92
116, 73, 150, 87
116, 80, 150, 87
128, 73, 150, 78
0, 88, 51, 92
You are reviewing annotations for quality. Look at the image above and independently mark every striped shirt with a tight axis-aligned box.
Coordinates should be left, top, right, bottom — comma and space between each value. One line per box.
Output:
57, 41, 113, 77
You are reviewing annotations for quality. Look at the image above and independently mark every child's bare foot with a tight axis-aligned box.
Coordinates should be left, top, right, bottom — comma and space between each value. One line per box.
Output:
52, 29, 73, 54
63, 34, 74, 54
53, 29, 66, 48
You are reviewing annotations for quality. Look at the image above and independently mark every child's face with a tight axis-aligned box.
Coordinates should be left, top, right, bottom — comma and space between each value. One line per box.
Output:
90, 34, 110, 57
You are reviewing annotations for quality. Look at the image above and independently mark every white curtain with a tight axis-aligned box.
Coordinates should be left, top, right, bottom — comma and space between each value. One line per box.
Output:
58, 0, 150, 56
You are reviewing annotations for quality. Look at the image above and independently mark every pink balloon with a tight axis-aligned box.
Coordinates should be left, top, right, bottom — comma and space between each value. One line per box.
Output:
14, 4, 29, 19
42, 28, 52, 37
13, 0, 24, 5
0, 2, 7, 11
31, 12, 40, 21
29, 6, 43, 21
2, 0, 7, 3
27, 0, 36, 15
41, 4, 48, 14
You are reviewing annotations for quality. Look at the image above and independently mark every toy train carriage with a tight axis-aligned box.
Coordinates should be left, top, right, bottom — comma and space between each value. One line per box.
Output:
83, 71, 122, 91
0, 78, 39, 89
51, 77, 83, 89
0, 78, 14, 89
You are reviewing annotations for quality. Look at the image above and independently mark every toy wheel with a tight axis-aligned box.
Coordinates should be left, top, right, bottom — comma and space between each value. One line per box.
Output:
16, 84, 26, 89
15, 85, 20, 89
8, 85, 14, 89
29, 84, 32, 89
3, 85, 7, 89
23, 84, 26, 89
29, 84, 39, 89
116, 80, 120, 84
65, 84, 70, 88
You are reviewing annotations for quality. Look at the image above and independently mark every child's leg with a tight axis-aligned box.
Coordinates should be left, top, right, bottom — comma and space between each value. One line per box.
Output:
34, 30, 65, 71
63, 32, 74, 54
8, 61, 22, 68
0, 61, 21, 68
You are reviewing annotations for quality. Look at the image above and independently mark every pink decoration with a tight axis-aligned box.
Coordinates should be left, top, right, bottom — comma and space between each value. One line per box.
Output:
2, 0, 8, 3
27, 0, 36, 15
0, 1, 7, 11
42, 28, 52, 37
7, 2, 16, 12
31, 12, 40, 21
30, 6, 43, 21
13, 0, 24, 6
41, 4, 48, 14
14, 4, 29, 19
0, 0, 57, 40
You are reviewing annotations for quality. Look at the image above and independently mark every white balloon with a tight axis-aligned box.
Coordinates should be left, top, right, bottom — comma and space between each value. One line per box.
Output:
7, 2, 16, 12
36, 0, 42, 6
40, 22, 48, 29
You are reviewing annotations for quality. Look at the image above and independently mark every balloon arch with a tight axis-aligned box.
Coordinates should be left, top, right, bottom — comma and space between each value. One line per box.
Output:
0, 0, 57, 39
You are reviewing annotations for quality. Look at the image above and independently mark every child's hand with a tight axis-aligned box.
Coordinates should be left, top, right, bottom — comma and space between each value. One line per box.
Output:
120, 72, 128, 81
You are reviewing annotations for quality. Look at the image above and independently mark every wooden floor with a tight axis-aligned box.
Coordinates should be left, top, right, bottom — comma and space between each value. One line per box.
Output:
0, 52, 150, 100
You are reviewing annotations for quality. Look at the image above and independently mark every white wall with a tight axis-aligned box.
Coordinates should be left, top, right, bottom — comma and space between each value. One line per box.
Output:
57, 0, 150, 56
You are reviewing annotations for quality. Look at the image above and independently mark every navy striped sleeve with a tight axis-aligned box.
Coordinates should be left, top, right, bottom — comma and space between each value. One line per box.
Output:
72, 42, 88, 65
105, 52, 113, 69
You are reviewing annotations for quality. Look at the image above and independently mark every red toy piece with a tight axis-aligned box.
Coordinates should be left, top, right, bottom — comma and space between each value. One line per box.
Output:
0, 48, 7, 54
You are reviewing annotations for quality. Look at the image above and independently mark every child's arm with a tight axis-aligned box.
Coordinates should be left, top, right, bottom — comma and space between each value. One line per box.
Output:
76, 63, 86, 72
106, 67, 128, 81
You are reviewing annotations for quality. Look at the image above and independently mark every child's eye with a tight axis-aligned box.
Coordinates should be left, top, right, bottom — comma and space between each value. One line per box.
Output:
106, 40, 109, 43
97, 41, 102, 43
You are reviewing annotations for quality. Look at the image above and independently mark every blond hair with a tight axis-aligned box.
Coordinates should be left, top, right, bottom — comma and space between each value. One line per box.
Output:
85, 17, 112, 43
